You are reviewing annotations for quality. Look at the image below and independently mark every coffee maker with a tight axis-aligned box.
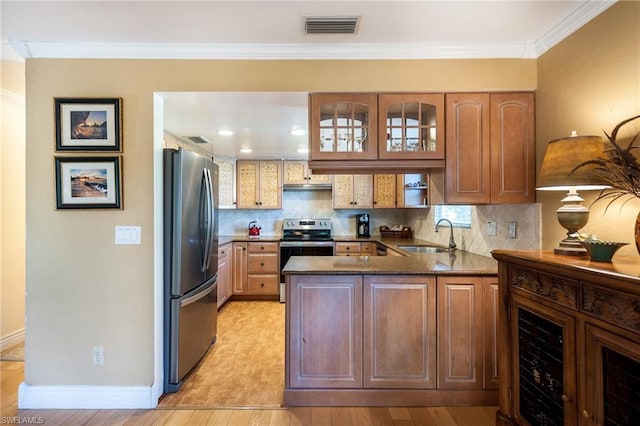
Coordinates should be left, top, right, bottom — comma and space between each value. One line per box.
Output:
356, 214, 370, 238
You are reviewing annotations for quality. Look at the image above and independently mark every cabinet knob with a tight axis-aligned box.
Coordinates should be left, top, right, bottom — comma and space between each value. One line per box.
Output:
561, 394, 571, 403
260, 283, 265, 287
581, 410, 590, 419
261, 262, 265, 266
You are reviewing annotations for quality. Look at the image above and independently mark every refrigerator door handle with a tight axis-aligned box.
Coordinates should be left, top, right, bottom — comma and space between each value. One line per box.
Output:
199, 168, 213, 272
203, 167, 214, 271
180, 278, 216, 308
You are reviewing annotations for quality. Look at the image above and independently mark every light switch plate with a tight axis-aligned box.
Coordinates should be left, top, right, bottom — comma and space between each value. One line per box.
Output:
509, 221, 517, 239
487, 220, 497, 236
115, 226, 141, 245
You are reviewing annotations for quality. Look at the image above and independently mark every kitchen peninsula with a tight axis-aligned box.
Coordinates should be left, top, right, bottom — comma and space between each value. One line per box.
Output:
281, 247, 498, 407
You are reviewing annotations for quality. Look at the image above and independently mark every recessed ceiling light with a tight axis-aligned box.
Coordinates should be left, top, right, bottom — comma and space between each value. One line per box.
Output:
217, 129, 234, 136
290, 128, 306, 136
240, 147, 253, 154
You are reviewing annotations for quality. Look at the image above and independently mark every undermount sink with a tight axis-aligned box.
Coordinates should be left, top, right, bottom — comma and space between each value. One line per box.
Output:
397, 245, 450, 253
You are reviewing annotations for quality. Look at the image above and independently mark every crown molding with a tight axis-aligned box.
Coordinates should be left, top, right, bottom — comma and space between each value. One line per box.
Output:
10, 40, 539, 60
534, 0, 617, 57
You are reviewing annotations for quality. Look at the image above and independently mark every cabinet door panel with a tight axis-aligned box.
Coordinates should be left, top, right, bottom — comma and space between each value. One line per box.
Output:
438, 276, 483, 389
445, 93, 491, 204
490, 92, 535, 204
583, 325, 640, 425
232, 242, 247, 294
310, 93, 378, 160
259, 160, 282, 209
353, 175, 373, 208
288, 275, 363, 388
483, 277, 499, 389
283, 160, 307, 184
364, 276, 437, 388
378, 93, 445, 160
236, 161, 260, 208
512, 295, 577, 426
373, 174, 397, 208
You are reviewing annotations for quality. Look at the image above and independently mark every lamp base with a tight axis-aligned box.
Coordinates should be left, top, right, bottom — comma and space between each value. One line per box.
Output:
554, 237, 588, 256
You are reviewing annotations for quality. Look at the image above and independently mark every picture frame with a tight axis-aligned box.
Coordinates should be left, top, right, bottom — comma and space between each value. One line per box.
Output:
55, 97, 122, 151
55, 156, 122, 209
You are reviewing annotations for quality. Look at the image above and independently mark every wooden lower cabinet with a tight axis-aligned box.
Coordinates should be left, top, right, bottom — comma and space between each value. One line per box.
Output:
285, 273, 498, 406
287, 274, 363, 389
364, 276, 436, 388
493, 251, 640, 426
217, 243, 232, 308
437, 276, 499, 390
335, 241, 374, 256
246, 242, 279, 295
232, 242, 247, 294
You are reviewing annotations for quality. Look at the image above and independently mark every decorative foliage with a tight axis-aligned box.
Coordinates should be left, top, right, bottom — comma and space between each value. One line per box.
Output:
573, 115, 640, 210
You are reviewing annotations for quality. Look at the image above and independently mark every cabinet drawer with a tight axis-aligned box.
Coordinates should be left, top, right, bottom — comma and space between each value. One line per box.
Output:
248, 242, 279, 253
361, 242, 373, 254
247, 253, 279, 273
218, 243, 231, 259
247, 274, 279, 294
335, 242, 362, 254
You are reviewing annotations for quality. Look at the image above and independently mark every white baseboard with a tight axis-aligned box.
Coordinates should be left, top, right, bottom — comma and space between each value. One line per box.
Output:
18, 383, 159, 409
0, 328, 25, 352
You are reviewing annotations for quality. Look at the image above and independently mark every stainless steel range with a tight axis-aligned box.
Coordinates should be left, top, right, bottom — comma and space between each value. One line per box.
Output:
279, 218, 334, 300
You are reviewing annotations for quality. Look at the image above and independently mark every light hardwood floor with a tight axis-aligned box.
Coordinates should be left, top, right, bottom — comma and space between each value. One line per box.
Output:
1, 301, 498, 425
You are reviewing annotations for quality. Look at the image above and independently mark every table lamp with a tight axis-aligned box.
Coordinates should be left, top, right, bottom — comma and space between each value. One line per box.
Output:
537, 133, 611, 255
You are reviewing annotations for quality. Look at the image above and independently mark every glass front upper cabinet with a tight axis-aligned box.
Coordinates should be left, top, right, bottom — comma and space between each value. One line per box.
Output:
310, 93, 378, 160
378, 94, 445, 160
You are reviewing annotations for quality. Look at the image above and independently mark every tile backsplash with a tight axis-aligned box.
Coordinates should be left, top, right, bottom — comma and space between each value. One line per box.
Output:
219, 190, 541, 257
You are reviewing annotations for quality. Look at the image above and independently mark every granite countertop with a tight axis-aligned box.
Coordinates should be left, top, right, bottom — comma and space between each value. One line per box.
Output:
282, 250, 497, 275
220, 234, 497, 275
219, 235, 282, 245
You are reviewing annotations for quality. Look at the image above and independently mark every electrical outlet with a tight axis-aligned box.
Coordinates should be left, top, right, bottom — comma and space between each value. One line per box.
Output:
93, 346, 104, 366
487, 220, 497, 236
509, 221, 518, 239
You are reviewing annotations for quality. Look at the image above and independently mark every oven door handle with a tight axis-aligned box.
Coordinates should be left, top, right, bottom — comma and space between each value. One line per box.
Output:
279, 241, 335, 248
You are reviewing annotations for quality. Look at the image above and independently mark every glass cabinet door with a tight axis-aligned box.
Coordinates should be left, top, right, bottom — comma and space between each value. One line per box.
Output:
310, 93, 378, 160
378, 94, 444, 160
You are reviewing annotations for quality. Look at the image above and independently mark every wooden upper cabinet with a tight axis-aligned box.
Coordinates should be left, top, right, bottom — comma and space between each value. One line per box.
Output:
333, 174, 374, 209
378, 93, 445, 160
490, 92, 535, 204
236, 160, 282, 209
445, 93, 492, 204
283, 160, 331, 185
214, 157, 236, 209
373, 174, 398, 208
309, 93, 378, 161
445, 92, 535, 204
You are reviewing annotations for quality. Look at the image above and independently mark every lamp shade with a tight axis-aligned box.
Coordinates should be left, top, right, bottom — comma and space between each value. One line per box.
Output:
537, 135, 611, 191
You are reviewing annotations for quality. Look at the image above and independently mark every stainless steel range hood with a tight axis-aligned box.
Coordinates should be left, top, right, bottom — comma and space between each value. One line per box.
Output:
283, 183, 332, 191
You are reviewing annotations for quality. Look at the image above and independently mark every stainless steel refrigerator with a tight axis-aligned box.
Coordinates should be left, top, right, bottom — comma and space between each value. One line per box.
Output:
163, 146, 218, 393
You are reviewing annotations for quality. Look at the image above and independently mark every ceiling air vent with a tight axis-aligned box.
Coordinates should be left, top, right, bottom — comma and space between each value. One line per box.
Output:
304, 16, 360, 34
186, 136, 211, 144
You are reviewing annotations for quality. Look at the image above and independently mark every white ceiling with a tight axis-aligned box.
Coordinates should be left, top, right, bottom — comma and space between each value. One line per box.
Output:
1, 0, 616, 159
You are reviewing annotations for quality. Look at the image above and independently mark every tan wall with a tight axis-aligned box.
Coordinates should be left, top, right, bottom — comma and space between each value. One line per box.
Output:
536, 1, 640, 256
25, 58, 535, 386
1, 58, 26, 346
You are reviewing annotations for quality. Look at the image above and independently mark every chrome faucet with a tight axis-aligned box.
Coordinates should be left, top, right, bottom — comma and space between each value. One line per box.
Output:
435, 218, 457, 251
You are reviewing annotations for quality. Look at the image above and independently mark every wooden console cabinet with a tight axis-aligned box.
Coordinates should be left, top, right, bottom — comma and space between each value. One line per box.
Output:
493, 251, 640, 425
